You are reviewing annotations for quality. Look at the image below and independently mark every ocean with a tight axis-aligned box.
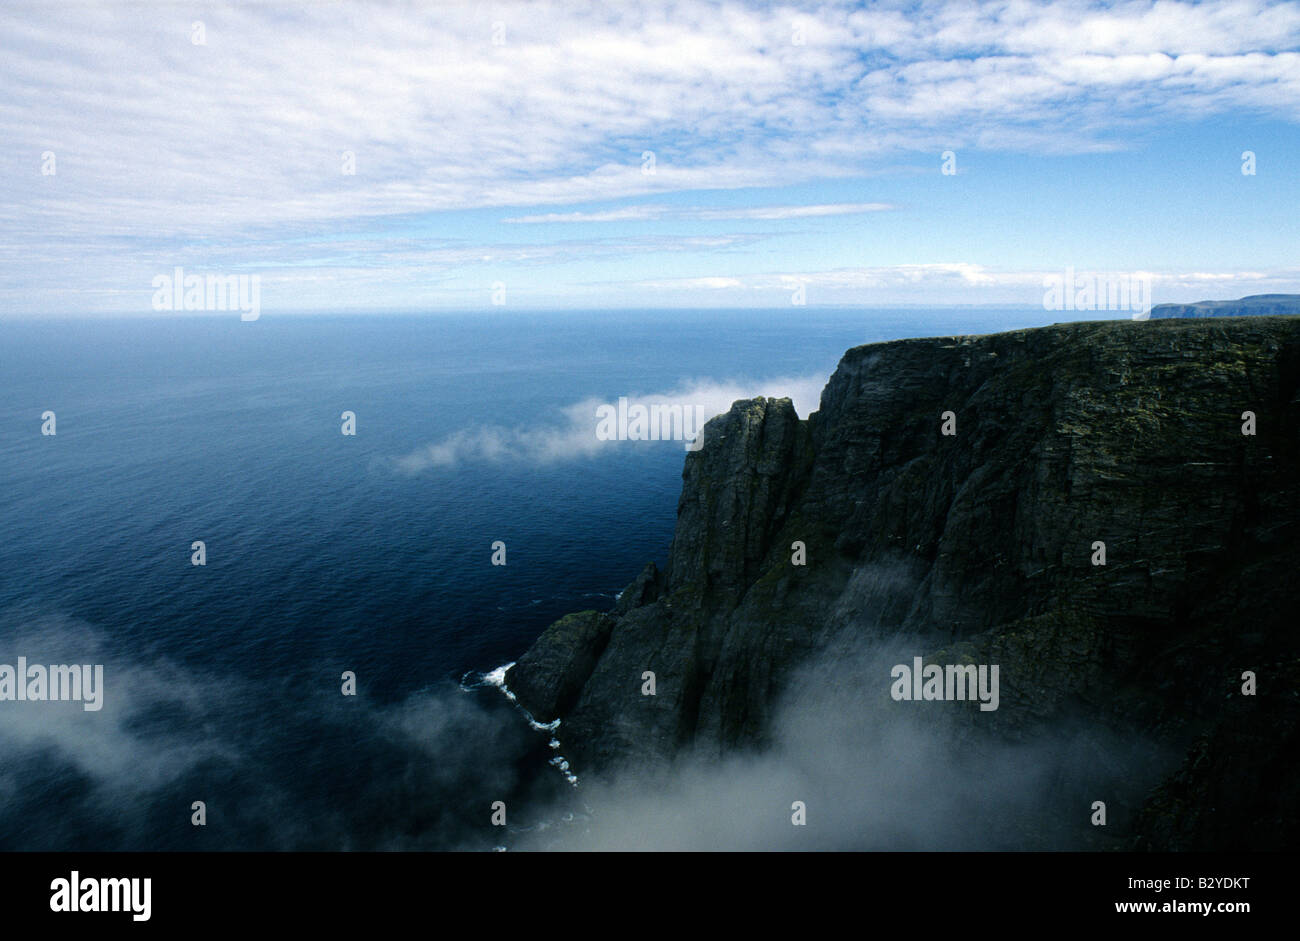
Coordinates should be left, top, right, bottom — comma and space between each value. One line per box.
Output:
0, 307, 1048, 850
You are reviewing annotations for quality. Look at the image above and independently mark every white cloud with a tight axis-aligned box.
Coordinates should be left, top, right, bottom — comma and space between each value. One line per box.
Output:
389, 375, 828, 471
3, 0, 1299, 311
503, 202, 895, 223
693, 202, 894, 220
5, 0, 1298, 240
502, 206, 671, 224
630, 263, 1300, 305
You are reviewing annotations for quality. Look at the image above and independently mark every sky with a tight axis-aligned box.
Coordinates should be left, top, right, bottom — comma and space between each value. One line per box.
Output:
2, 0, 1300, 316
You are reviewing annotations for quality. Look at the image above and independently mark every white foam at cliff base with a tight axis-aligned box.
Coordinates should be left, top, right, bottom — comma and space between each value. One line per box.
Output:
473, 662, 575, 783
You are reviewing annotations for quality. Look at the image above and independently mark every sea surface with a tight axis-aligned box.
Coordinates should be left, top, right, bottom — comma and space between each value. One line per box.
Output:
0, 307, 1053, 849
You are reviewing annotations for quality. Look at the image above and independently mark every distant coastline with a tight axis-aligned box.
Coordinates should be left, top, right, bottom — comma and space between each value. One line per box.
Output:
1149, 293, 1300, 319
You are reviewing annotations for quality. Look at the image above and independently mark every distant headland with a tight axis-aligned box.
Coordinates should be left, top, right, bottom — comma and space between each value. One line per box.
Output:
1149, 293, 1300, 318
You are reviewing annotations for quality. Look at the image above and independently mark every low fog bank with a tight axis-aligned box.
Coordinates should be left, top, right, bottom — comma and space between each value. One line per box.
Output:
510, 637, 1173, 851
0, 609, 1176, 851
0, 609, 563, 851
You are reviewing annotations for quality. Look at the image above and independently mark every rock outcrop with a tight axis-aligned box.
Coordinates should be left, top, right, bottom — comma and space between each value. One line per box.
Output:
507, 315, 1300, 849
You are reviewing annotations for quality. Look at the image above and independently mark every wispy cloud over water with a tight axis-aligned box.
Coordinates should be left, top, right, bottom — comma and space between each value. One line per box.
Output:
389, 375, 827, 471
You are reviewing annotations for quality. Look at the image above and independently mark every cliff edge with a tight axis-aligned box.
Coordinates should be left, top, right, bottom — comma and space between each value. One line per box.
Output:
507, 315, 1300, 849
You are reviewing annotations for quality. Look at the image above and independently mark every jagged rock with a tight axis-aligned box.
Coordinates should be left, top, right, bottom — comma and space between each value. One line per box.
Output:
665, 396, 813, 607
613, 562, 661, 615
505, 611, 613, 723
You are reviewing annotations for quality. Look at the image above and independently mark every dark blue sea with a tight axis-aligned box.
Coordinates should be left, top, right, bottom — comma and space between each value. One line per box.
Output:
0, 308, 1048, 850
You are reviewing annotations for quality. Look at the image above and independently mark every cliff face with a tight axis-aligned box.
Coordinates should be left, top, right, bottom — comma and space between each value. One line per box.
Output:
507, 316, 1300, 849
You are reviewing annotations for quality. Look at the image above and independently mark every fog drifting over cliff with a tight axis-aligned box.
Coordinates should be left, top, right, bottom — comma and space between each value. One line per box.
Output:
510, 635, 1172, 851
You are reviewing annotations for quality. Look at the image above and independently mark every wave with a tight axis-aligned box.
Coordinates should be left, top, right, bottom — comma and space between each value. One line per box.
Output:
462, 663, 577, 787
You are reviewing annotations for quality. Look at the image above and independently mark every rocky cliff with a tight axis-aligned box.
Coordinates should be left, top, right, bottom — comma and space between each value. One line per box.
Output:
507, 315, 1300, 850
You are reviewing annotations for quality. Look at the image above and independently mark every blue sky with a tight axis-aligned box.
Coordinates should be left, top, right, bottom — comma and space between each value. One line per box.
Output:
3, 0, 1299, 315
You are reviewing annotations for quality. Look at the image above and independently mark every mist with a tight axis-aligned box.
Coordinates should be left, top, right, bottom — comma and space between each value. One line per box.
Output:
0, 609, 556, 851
0, 606, 1174, 851
507, 636, 1172, 851
389, 374, 828, 471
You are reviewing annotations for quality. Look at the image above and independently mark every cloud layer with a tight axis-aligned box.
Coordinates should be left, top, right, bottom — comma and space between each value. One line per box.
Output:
3, 1, 1298, 312
511, 631, 1173, 851
0, 609, 552, 850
